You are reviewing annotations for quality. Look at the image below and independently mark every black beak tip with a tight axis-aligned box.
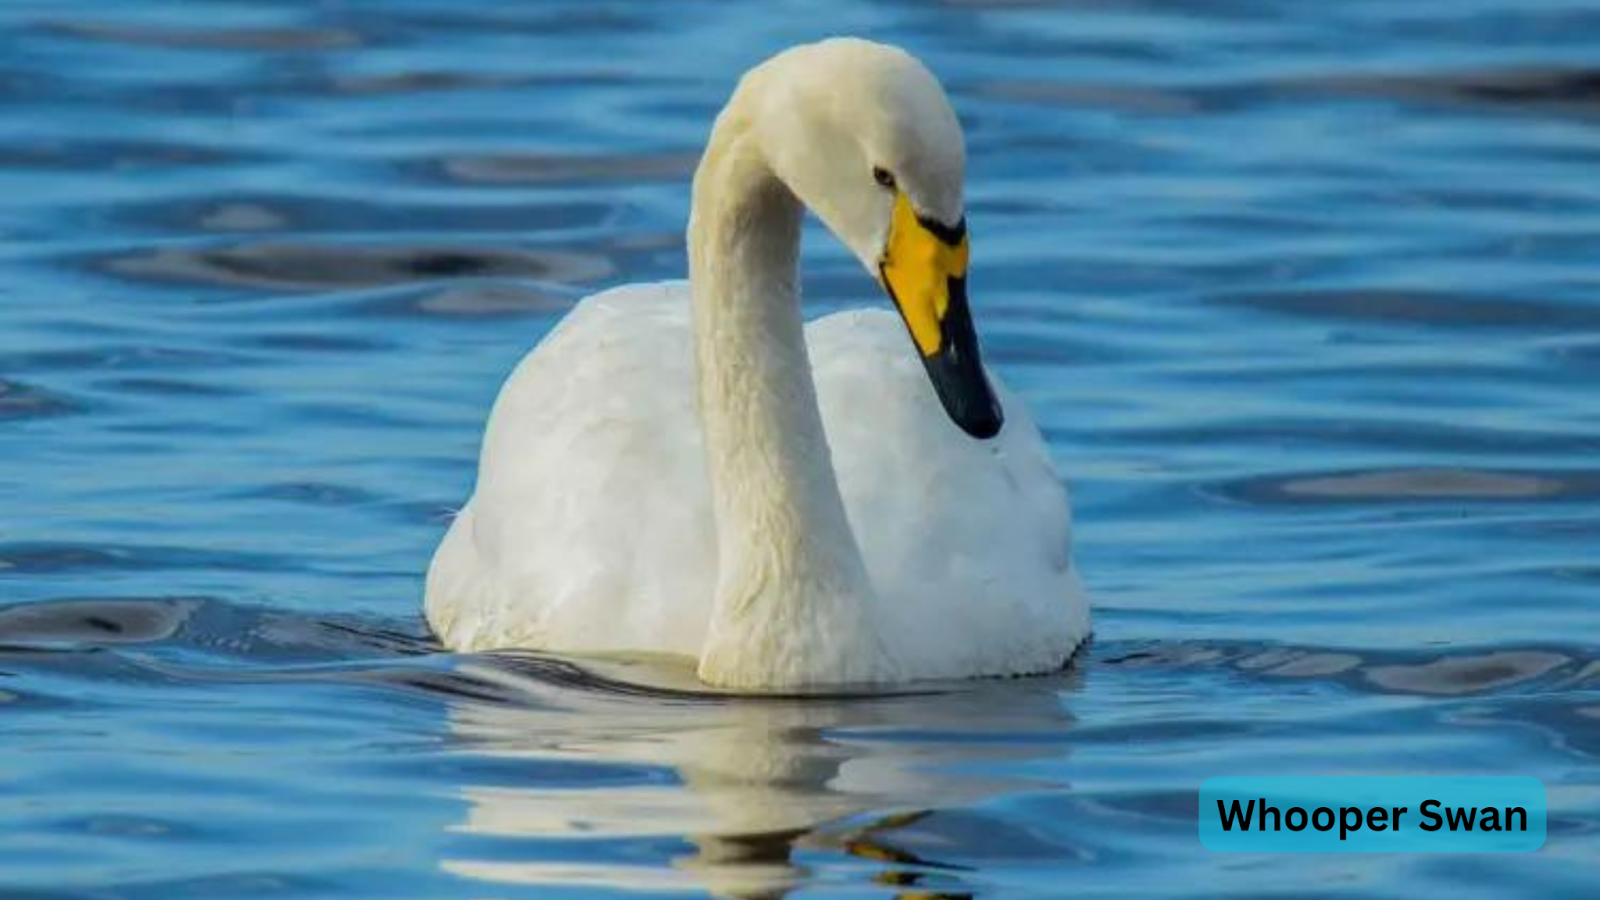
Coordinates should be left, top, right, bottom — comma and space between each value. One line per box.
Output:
923, 353, 1006, 440
959, 400, 1005, 440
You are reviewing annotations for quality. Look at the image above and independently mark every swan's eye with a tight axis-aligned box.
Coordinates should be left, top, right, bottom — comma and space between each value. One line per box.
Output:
872, 166, 896, 189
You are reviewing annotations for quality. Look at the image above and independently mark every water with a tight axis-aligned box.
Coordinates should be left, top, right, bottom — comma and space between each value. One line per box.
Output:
2, 0, 1598, 896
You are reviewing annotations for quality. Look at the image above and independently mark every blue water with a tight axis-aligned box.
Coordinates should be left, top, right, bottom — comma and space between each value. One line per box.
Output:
2, 0, 1598, 896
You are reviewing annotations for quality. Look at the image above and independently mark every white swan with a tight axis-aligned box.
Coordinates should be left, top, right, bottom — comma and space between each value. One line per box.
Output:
426, 38, 1089, 688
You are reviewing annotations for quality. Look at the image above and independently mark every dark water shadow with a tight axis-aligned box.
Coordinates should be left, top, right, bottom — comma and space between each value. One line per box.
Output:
0, 596, 427, 663
1211, 288, 1600, 332
0, 139, 252, 172
42, 19, 362, 52
0, 378, 84, 421
111, 193, 616, 238
1103, 639, 1599, 698
413, 151, 698, 187
0, 542, 291, 577
93, 241, 612, 295
1303, 66, 1600, 121
1213, 467, 1600, 507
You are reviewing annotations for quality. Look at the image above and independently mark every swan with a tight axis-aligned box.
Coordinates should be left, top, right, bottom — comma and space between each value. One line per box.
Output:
426, 38, 1089, 688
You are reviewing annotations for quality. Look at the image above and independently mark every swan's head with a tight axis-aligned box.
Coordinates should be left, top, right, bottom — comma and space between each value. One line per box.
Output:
748, 38, 1003, 439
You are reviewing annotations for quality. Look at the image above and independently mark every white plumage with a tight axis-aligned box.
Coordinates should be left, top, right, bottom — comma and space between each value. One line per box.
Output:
427, 283, 1088, 675
426, 39, 1089, 687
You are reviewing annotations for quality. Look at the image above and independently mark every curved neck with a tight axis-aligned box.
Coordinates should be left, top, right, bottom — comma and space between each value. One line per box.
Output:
687, 104, 878, 684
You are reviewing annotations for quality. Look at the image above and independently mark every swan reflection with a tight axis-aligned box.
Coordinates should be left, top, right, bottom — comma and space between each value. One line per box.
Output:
436, 654, 1082, 898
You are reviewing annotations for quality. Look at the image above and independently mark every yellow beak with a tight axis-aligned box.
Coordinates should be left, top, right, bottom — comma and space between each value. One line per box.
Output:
877, 191, 1003, 439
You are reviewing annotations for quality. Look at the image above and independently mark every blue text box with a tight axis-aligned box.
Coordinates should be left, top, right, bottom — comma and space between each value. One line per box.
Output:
1200, 777, 1545, 852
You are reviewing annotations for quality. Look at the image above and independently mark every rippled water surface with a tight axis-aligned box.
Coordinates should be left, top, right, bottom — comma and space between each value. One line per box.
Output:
3, 1, 1599, 897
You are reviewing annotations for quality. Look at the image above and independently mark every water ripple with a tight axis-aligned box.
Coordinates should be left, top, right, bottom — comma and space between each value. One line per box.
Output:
0, 378, 82, 420
422, 152, 699, 186
1214, 288, 1600, 331
0, 597, 199, 647
1311, 66, 1600, 118
1219, 467, 1600, 506
0, 139, 248, 171
43, 19, 362, 52
0, 543, 289, 575
96, 241, 612, 293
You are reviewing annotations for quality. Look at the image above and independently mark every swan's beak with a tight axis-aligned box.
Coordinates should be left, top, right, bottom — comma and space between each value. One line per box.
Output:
877, 192, 1004, 439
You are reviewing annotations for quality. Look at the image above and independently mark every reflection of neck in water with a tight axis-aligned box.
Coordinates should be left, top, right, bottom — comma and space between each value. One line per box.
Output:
437, 656, 1080, 899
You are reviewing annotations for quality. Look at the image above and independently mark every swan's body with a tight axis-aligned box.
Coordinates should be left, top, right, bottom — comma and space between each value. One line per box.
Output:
426, 39, 1089, 687
428, 286, 1087, 679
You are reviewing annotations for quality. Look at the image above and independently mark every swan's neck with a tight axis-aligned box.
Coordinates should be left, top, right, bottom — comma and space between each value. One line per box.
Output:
687, 107, 887, 687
